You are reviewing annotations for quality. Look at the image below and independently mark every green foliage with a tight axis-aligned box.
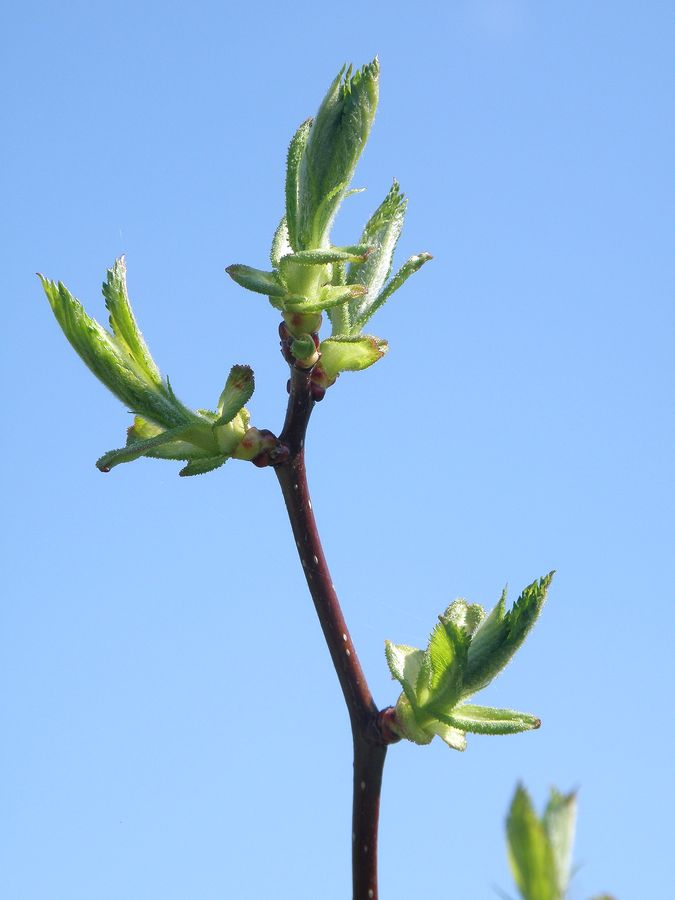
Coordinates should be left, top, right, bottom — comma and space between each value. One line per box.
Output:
506, 785, 613, 900
226, 59, 431, 355
384, 574, 553, 750
40, 258, 257, 474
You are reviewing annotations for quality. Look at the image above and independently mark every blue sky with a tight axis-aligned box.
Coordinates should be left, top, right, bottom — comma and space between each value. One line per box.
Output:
2, 2, 673, 897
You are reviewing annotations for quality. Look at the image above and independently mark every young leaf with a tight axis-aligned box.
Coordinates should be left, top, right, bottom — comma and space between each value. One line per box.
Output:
128, 417, 215, 461
384, 641, 425, 708
297, 59, 380, 250
101, 257, 161, 387
225, 264, 287, 297
439, 704, 540, 735
419, 618, 469, 712
506, 785, 558, 900
427, 719, 467, 751
345, 180, 406, 329
270, 217, 292, 268
462, 573, 554, 698
284, 284, 365, 313
40, 274, 192, 430
318, 335, 388, 380
216, 365, 254, 425
285, 118, 312, 251
543, 789, 577, 898
350, 252, 432, 334
96, 424, 199, 472
179, 457, 227, 477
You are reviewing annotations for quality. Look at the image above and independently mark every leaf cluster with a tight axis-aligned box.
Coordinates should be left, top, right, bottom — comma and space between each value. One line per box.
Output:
385, 574, 553, 750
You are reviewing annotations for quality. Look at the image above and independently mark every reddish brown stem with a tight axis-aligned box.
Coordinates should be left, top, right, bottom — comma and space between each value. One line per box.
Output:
274, 365, 398, 899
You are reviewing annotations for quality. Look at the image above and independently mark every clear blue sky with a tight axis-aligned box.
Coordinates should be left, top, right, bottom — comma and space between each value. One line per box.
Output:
2, 2, 673, 897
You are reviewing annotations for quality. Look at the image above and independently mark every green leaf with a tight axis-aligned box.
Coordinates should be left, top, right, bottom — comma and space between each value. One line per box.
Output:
216, 365, 254, 425
225, 264, 286, 297
270, 217, 292, 268
392, 694, 433, 745
440, 704, 540, 735
345, 180, 406, 330
419, 618, 469, 712
285, 118, 312, 251
350, 252, 432, 334
384, 641, 425, 708
280, 246, 372, 268
439, 598, 486, 636
427, 719, 467, 751
179, 456, 227, 477
128, 417, 215, 461
543, 788, 577, 898
40, 274, 192, 429
96, 424, 198, 472
318, 335, 388, 380
506, 785, 558, 900
101, 257, 161, 386
284, 284, 365, 313
462, 573, 554, 698
297, 59, 379, 250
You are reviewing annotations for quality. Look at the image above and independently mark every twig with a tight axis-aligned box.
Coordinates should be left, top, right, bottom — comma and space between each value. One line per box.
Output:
274, 364, 399, 899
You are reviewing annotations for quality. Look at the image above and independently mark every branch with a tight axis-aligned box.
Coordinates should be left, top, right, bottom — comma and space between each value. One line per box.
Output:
274, 363, 399, 899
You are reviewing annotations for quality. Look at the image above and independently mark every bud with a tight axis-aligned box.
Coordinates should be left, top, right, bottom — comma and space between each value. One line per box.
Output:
384, 574, 553, 751
296, 59, 380, 251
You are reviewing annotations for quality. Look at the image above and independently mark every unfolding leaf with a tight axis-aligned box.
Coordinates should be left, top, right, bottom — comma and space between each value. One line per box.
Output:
439, 704, 540, 735
419, 618, 468, 712
543, 788, 577, 898
507, 785, 558, 900
385, 641, 425, 708
225, 264, 286, 297
179, 457, 227, 477
285, 118, 312, 251
101, 257, 160, 386
345, 180, 406, 330
216, 365, 254, 425
40, 274, 192, 430
270, 217, 292, 268
96, 424, 197, 472
318, 335, 388, 380
297, 59, 379, 249
284, 284, 365, 313
350, 252, 432, 333
462, 573, 554, 698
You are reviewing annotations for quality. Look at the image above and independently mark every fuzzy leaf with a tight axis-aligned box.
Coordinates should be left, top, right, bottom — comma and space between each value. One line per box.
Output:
285, 118, 312, 251
225, 264, 286, 297
216, 365, 254, 425
284, 284, 365, 313
440, 598, 486, 636
507, 785, 558, 900
96, 424, 198, 472
418, 618, 469, 713
345, 180, 406, 330
270, 217, 292, 268
40, 274, 192, 429
280, 246, 372, 268
462, 573, 554, 698
101, 257, 161, 386
128, 417, 214, 461
179, 457, 227, 477
439, 704, 540, 735
543, 789, 577, 898
297, 59, 379, 249
392, 694, 433, 745
427, 719, 467, 751
351, 252, 432, 333
385, 641, 425, 708
318, 335, 388, 379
